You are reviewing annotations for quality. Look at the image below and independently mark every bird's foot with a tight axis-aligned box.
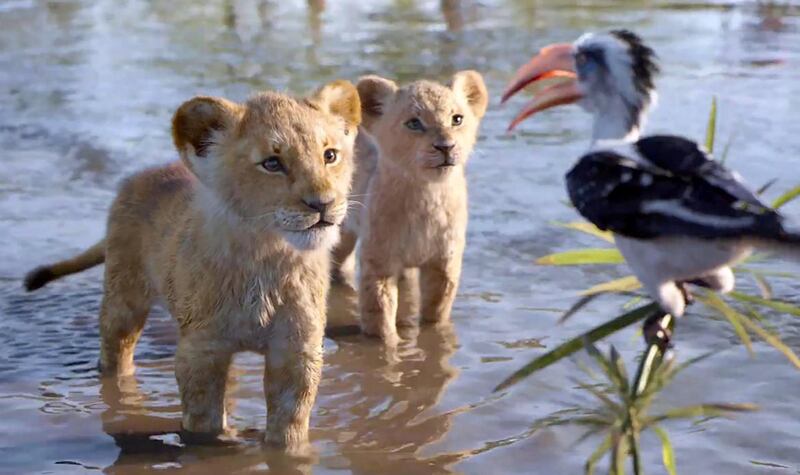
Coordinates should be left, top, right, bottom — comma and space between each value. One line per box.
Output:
677, 281, 695, 306
643, 312, 672, 351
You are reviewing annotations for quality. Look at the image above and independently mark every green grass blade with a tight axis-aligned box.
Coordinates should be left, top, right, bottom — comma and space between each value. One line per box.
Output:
771, 184, 800, 209
576, 382, 623, 414
560, 293, 604, 324
585, 342, 629, 397
536, 248, 625, 266
612, 435, 627, 475
608, 346, 630, 395
718, 125, 738, 165
581, 275, 642, 296
567, 415, 616, 427
628, 430, 643, 475
727, 292, 800, 317
735, 267, 800, 279
653, 426, 677, 475
623, 295, 645, 310
650, 403, 758, 423
553, 221, 615, 243
632, 339, 667, 397
705, 96, 717, 153
699, 293, 754, 356
494, 303, 660, 392
756, 178, 778, 196
751, 272, 773, 300
585, 434, 613, 475
737, 315, 800, 370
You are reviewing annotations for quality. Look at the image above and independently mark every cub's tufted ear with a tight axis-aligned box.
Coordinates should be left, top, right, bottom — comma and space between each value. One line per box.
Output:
356, 75, 398, 132
307, 80, 362, 130
171, 96, 243, 177
451, 70, 489, 119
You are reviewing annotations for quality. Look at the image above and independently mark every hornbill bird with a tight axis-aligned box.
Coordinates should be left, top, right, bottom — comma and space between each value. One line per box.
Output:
502, 30, 800, 322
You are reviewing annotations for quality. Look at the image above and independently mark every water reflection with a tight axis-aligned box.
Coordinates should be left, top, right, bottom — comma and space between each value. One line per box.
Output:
90, 282, 461, 474
320, 283, 461, 474
98, 356, 316, 474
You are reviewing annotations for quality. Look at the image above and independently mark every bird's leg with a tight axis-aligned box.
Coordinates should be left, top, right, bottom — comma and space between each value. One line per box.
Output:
677, 281, 695, 306
642, 311, 672, 351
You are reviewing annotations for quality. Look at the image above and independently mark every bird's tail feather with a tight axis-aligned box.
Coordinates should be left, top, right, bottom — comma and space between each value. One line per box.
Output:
751, 224, 800, 260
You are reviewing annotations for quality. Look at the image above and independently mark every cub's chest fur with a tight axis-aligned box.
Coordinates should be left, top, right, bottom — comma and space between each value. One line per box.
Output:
170, 249, 328, 334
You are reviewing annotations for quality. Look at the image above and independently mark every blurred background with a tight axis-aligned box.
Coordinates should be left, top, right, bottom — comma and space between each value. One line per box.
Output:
0, 1, 799, 474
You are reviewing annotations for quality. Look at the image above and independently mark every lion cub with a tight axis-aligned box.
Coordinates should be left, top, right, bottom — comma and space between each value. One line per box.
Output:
331, 71, 488, 346
23, 81, 361, 449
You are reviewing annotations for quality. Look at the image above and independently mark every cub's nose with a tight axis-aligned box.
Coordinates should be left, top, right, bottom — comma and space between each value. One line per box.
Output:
303, 198, 333, 215
433, 142, 455, 155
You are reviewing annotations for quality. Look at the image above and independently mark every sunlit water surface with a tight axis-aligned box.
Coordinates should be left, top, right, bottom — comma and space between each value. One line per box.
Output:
1, 1, 799, 474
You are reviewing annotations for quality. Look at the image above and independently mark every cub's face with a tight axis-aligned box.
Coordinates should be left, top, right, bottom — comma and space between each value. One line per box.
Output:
171, 81, 361, 251
357, 71, 488, 181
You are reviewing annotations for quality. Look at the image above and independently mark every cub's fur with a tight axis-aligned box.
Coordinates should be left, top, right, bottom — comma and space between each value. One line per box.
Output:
332, 71, 488, 346
23, 81, 361, 450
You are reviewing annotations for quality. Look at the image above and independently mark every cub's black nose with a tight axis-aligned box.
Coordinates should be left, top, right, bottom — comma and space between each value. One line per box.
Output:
303, 199, 333, 214
433, 143, 455, 154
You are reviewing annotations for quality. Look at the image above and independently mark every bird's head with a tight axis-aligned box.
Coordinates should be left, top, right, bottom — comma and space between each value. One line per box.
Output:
502, 30, 659, 141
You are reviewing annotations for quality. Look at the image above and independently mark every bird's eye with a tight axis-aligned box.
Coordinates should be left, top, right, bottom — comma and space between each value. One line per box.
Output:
260, 156, 284, 173
452, 114, 464, 126
405, 118, 424, 131
323, 148, 339, 165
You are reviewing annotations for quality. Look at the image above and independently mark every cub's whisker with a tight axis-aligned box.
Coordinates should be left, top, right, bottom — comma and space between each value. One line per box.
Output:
244, 211, 278, 221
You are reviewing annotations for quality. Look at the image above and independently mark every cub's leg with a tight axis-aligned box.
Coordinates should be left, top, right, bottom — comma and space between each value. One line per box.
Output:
264, 317, 324, 450
419, 256, 462, 325
396, 267, 420, 328
359, 260, 400, 345
98, 252, 152, 376
331, 229, 358, 284
174, 332, 233, 437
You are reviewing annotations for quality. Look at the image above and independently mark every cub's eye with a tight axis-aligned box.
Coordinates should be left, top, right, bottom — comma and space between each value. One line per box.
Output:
259, 156, 284, 173
323, 148, 339, 165
575, 52, 587, 67
405, 118, 424, 131
452, 114, 464, 126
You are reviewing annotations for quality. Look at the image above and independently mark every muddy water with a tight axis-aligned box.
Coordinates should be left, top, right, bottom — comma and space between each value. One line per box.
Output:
2, 1, 800, 474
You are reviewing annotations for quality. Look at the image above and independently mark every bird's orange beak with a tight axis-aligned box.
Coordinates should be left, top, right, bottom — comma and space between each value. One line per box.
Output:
501, 43, 582, 131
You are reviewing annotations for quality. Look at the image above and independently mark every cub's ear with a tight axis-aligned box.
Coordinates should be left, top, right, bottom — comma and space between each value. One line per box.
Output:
356, 75, 398, 131
451, 70, 489, 119
172, 96, 243, 175
307, 80, 362, 129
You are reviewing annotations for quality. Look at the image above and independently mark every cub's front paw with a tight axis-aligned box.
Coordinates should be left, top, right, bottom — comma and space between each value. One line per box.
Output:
360, 321, 400, 347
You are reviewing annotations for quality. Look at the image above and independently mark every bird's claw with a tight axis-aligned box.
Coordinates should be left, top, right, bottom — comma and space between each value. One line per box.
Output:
678, 281, 695, 306
643, 313, 672, 351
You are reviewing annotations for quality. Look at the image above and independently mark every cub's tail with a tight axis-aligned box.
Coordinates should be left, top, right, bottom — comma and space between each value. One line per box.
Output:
24, 239, 106, 291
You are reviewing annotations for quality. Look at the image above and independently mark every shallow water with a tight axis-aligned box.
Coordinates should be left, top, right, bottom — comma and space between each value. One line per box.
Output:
1, 0, 800, 474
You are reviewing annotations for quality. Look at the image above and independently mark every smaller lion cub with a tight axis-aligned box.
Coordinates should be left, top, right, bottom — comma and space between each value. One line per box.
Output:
332, 71, 488, 346
24, 81, 361, 450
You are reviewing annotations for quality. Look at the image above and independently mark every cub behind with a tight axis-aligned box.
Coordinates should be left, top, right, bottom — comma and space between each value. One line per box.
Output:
332, 71, 488, 346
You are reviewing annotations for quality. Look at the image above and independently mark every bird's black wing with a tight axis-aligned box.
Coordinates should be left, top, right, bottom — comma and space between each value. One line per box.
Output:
635, 135, 764, 206
566, 138, 785, 240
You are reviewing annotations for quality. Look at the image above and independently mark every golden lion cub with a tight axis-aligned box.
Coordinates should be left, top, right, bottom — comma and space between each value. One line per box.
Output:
23, 81, 361, 449
332, 71, 488, 346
